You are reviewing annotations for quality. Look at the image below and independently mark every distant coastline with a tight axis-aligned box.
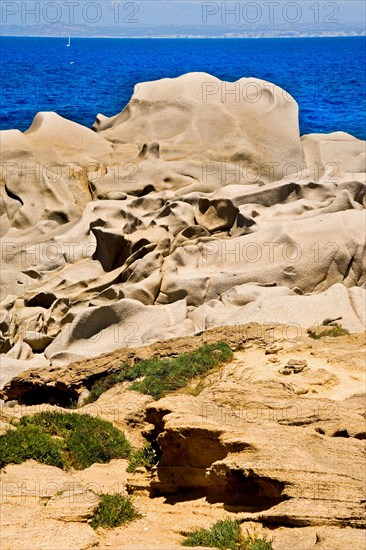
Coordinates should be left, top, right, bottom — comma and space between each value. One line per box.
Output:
2, 20, 365, 40
2, 32, 366, 39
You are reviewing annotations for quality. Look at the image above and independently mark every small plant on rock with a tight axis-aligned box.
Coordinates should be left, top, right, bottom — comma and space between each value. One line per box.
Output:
181, 519, 273, 550
307, 324, 350, 340
0, 424, 65, 469
84, 369, 130, 404
85, 341, 233, 402
127, 443, 158, 473
241, 528, 274, 550
91, 493, 142, 529
129, 341, 233, 400
0, 412, 131, 470
182, 518, 242, 550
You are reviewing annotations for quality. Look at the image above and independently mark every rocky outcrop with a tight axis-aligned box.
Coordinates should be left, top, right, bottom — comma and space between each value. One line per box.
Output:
1, 329, 365, 549
0, 323, 266, 405
139, 337, 366, 544
1, 72, 365, 385
145, 394, 365, 524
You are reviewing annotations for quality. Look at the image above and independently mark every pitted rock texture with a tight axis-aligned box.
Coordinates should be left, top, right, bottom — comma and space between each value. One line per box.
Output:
1, 73, 365, 385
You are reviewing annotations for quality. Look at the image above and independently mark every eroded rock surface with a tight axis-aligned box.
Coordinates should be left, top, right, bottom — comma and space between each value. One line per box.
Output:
0, 461, 99, 550
1, 330, 364, 549
1, 71, 365, 548
0, 73, 365, 383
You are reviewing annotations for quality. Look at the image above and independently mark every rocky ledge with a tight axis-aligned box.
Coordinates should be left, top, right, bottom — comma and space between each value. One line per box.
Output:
0, 73, 365, 388
1, 328, 365, 549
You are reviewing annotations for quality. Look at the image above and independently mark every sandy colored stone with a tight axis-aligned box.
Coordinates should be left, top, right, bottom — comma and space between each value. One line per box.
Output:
0, 71, 365, 549
1, 73, 364, 380
0, 461, 99, 549
1, 328, 365, 549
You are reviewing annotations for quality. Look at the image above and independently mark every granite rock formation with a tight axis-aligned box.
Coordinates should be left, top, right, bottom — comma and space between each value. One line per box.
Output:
1, 73, 365, 384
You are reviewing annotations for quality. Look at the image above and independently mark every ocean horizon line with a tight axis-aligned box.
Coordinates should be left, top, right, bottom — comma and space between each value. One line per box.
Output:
2, 33, 366, 40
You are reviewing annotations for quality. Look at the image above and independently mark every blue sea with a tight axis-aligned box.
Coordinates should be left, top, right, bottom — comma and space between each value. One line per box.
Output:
1, 36, 365, 138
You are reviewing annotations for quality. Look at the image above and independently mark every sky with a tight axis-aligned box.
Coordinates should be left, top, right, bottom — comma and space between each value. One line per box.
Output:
1, 0, 365, 33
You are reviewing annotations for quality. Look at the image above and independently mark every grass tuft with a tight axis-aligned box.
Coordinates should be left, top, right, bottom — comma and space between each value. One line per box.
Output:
0, 412, 131, 470
181, 519, 273, 550
182, 519, 242, 550
0, 424, 64, 469
91, 493, 142, 529
85, 342, 233, 403
84, 370, 130, 405
307, 324, 350, 340
242, 528, 274, 550
127, 443, 158, 473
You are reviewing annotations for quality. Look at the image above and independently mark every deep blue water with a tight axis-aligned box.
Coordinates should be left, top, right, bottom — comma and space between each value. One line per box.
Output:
1, 36, 365, 138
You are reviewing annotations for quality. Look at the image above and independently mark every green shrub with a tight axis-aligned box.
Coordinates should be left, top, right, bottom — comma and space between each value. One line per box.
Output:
127, 443, 158, 473
84, 370, 130, 404
85, 342, 233, 403
65, 416, 131, 469
182, 519, 242, 550
2, 412, 132, 470
0, 424, 65, 469
242, 529, 274, 550
130, 341, 232, 399
182, 519, 273, 550
308, 324, 350, 340
91, 493, 142, 529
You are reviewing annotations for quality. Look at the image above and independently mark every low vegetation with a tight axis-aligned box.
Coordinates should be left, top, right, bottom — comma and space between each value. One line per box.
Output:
84, 371, 129, 404
127, 443, 158, 473
91, 494, 142, 529
182, 519, 273, 550
307, 324, 350, 340
1, 344, 233, 472
0, 424, 65, 470
85, 341, 233, 403
0, 412, 131, 470
242, 529, 274, 550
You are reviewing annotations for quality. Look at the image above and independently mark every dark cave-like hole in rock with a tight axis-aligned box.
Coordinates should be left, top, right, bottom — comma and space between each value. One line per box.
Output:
14, 386, 79, 408
206, 471, 289, 512
332, 429, 350, 438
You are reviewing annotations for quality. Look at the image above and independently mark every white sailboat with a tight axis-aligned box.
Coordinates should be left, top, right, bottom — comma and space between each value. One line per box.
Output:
66, 36, 71, 47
